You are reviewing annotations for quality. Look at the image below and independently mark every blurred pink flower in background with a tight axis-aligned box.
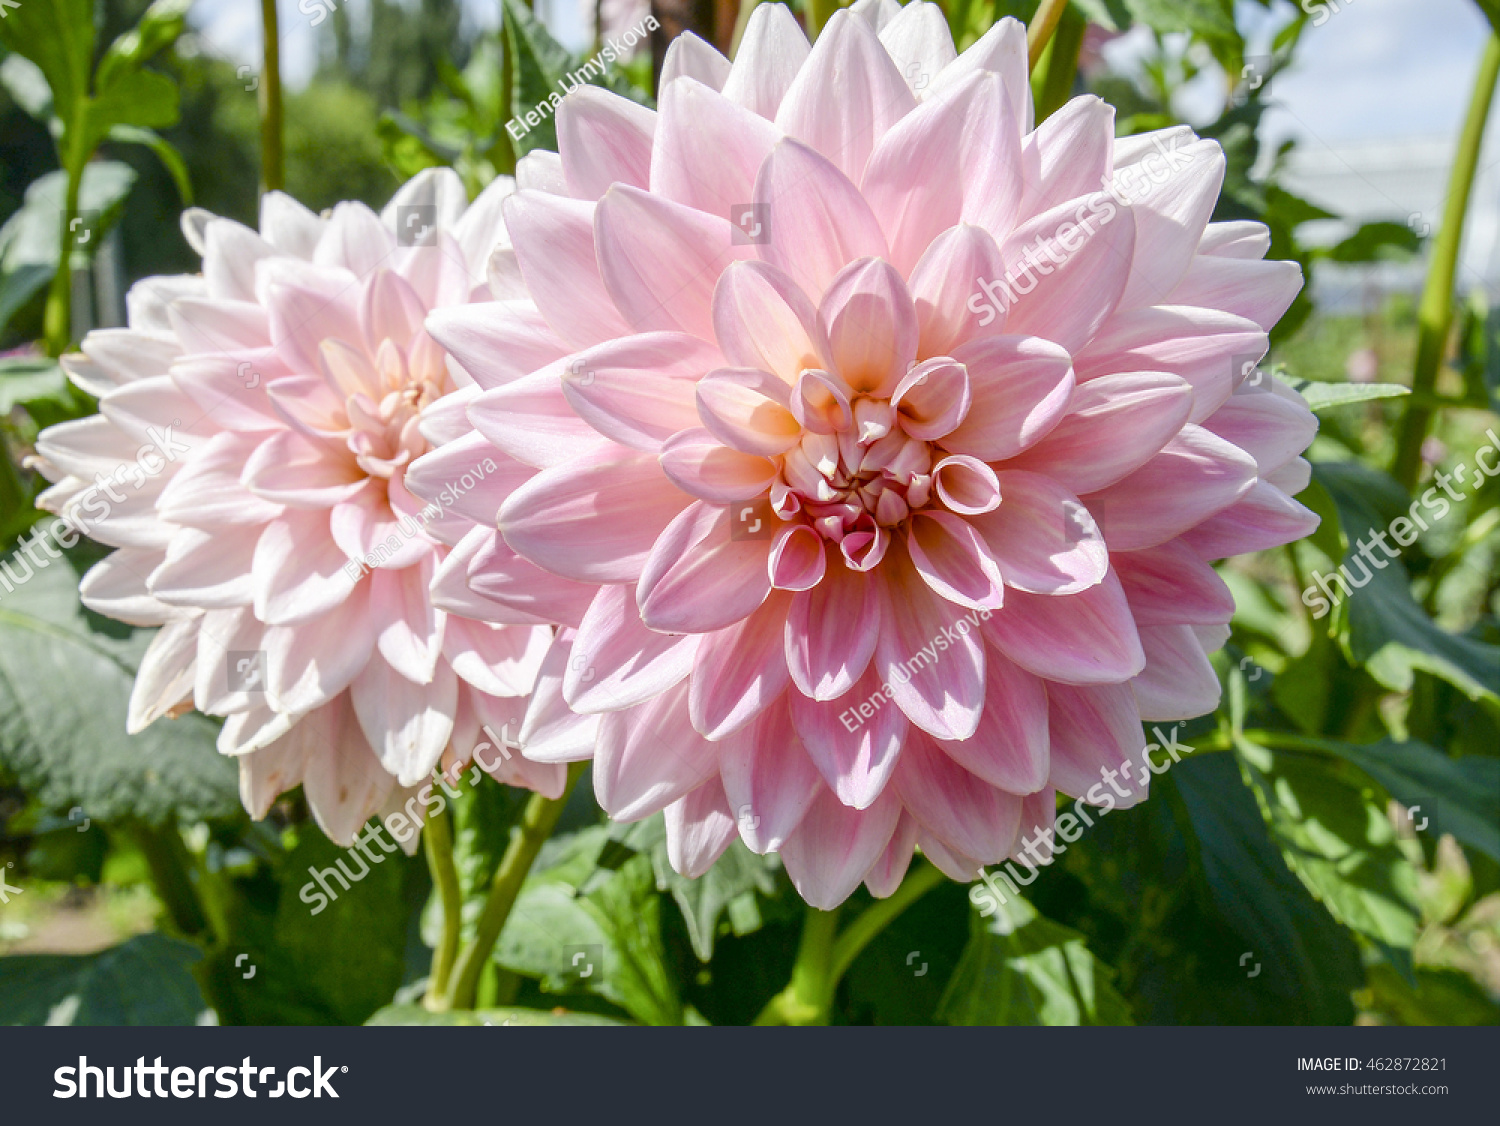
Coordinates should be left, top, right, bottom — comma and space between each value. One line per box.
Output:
31, 169, 563, 848
407, 1, 1320, 906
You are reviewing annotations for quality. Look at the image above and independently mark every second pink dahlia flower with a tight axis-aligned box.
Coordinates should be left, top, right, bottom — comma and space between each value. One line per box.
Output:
32, 170, 564, 846
406, 2, 1319, 905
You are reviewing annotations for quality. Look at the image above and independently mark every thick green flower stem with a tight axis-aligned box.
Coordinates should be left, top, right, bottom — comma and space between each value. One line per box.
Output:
1026, 0, 1071, 73
755, 860, 946, 1025
42, 144, 86, 357
1032, 4, 1085, 124
127, 821, 209, 940
441, 762, 586, 1011
258, 0, 285, 193
422, 806, 463, 1008
1390, 31, 1500, 490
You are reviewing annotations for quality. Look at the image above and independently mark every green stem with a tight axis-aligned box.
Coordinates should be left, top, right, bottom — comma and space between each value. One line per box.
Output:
126, 821, 208, 939
1026, 0, 1071, 73
422, 805, 462, 1008
1390, 32, 1500, 490
1032, 4, 1084, 124
442, 762, 585, 1010
42, 153, 85, 357
258, 0, 285, 193
754, 904, 840, 1025
829, 860, 945, 983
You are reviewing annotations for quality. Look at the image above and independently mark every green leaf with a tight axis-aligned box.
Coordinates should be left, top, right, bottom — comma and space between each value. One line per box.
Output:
0, 161, 137, 324
0, 0, 95, 131
0, 933, 207, 1025
107, 125, 192, 205
204, 827, 417, 1025
497, 842, 682, 1025
1323, 220, 1423, 263
83, 68, 180, 156
95, 0, 191, 91
1312, 461, 1500, 706
938, 895, 1133, 1025
366, 1003, 626, 1025
1070, 0, 1134, 32
501, 0, 577, 157
1124, 0, 1236, 41
1328, 739, 1500, 864
1166, 754, 1362, 1022
1234, 738, 1422, 949
0, 356, 68, 414
0, 551, 240, 826
1275, 374, 1411, 412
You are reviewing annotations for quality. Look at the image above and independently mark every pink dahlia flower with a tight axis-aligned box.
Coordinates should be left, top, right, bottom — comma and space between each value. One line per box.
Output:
405, 2, 1319, 906
32, 169, 564, 846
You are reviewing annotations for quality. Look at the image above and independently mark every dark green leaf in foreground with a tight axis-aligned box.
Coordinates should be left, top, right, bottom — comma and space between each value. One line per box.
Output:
0, 933, 206, 1026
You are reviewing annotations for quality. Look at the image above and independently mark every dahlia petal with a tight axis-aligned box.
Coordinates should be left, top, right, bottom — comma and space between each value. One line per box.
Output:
753, 138, 889, 301
596, 184, 746, 340
1179, 479, 1320, 560
1132, 623, 1222, 721
1112, 539, 1235, 626
651, 78, 782, 216
379, 166, 468, 234
251, 509, 359, 626
467, 369, 609, 470
370, 562, 443, 685
567, 584, 698, 713
878, 0, 958, 95
780, 783, 902, 910
156, 431, 283, 528
191, 606, 267, 713
721, 1, 812, 118
314, 201, 396, 279
425, 300, 570, 391
907, 511, 1006, 610
637, 501, 773, 632
1046, 681, 1149, 806
785, 563, 881, 702
202, 217, 276, 303
445, 616, 547, 699
451, 174, 517, 282
863, 813, 918, 897
1198, 220, 1271, 259
499, 446, 691, 583
818, 257, 918, 397
1113, 135, 1227, 310
719, 696, 822, 853
941, 334, 1074, 461
557, 86, 657, 200
169, 349, 289, 434
931, 454, 1001, 515
934, 647, 1049, 793
999, 195, 1136, 354
1083, 424, 1258, 551
1266, 456, 1311, 496
664, 778, 739, 879
769, 524, 827, 591
519, 631, 603, 763
660, 31, 731, 91
875, 548, 985, 740
218, 704, 296, 757
239, 735, 312, 821
351, 656, 456, 786
916, 829, 983, 881
259, 190, 325, 258
263, 582, 378, 714
514, 150, 568, 194
149, 525, 258, 608
983, 474, 1109, 599
1167, 254, 1303, 331
463, 529, 597, 627
127, 617, 198, 733
562, 332, 719, 449
689, 591, 794, 739
893, 358, 971, 441
660, 428, 780, 502
982, 569, 1144, 685
402, 431, 531, 528
503, 191, 633, 348
594, 681, 721, 821
241, 430, 365, 509
1201, 386, 1319, 474
713, 260, 828, 381
301, 699, 395, 846
695, 367, 801, 455
257, 259, 365, 374
893, 733, 1022, 864
791, 662, 907, 809
1005, 371, 1193, 494
909, 224, 1010, 355
930, 16, 1030, 132
79, 549, 177, 626
1019, 96, 1114, 217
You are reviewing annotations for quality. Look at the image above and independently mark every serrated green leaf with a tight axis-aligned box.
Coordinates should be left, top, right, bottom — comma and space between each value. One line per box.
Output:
1323, 220, 1423, 264
0, 933, 206, 1025
938, 896, 1133, 1025
366, 1003, 626, 1025
502, 0, 576, 157
0, 552, 239, 826
0, 0, 94, 130
1124, 0, 1236, 41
